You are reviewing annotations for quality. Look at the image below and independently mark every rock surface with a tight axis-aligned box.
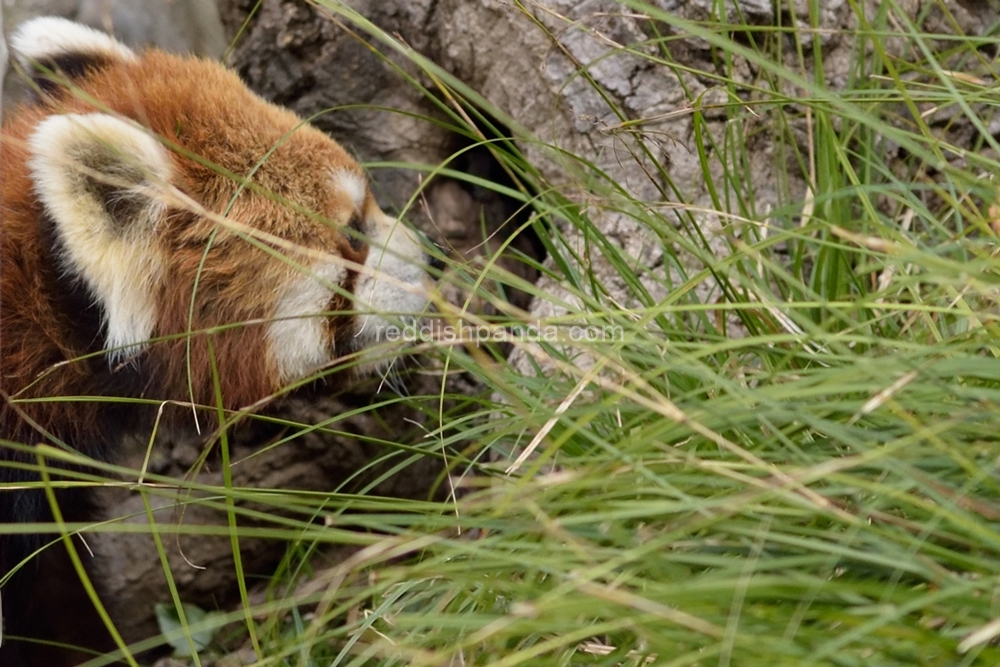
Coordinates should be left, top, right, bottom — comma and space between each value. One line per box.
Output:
2, 0, 226, 109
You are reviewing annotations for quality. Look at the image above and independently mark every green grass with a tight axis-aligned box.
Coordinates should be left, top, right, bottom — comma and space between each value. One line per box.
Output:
16, 1, 1000, 665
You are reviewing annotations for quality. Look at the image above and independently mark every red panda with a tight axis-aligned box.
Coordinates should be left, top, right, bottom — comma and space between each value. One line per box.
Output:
0, 17, 431, 663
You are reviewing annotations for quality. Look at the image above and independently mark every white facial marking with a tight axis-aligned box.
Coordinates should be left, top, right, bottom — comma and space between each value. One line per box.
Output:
11, 17, 137, 71
28, 113, 170, 362
353, 211, 428, 366
334, 170, 367, 212
268, 262, 347, 384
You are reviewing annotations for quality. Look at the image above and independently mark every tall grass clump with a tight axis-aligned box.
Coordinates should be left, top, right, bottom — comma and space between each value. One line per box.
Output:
263, 2, 1000, 665
32, 1, 1000, 665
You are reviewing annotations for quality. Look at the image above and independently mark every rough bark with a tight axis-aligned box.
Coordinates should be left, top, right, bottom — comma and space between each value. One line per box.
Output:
2, 0, 226, 111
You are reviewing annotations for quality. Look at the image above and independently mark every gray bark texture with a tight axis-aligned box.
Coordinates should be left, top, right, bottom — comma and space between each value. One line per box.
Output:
2, 0, 226, 110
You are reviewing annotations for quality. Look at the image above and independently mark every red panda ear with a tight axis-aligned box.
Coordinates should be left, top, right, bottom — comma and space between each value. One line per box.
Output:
10, 17, 136, 95
28, 112, 170, 363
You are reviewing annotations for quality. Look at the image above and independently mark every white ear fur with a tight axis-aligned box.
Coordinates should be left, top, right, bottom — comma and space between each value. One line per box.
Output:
28, 113, 171, 363
10, 16, 136, 72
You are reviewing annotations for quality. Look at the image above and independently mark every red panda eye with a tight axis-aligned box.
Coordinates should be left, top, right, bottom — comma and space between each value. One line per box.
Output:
347, 213, 365, 252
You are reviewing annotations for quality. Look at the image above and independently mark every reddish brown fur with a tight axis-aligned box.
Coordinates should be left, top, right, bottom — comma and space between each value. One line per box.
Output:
1, 50, 373, 442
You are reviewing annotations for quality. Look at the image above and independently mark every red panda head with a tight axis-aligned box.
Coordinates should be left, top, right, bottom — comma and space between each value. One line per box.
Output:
1, 18, 430, 416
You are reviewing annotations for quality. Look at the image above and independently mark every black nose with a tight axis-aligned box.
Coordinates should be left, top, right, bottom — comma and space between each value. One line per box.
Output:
426, 250, 446, 272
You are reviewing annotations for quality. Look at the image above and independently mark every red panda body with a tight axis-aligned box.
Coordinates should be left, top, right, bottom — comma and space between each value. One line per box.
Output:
0, 17, 429, 663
